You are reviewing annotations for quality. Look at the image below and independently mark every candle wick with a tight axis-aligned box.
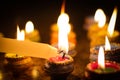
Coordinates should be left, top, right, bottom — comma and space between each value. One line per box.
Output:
62, 52, 66, 59
58, 50, 66, 58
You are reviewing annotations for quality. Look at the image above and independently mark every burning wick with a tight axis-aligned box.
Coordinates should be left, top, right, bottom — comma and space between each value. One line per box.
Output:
58, 50, 66, 58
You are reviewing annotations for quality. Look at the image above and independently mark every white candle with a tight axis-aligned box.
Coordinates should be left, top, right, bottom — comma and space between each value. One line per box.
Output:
0, 37, 58, 59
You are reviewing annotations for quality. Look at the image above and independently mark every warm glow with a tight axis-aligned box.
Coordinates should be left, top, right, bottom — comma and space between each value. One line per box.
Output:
57, 13, 69, 54
98, 46, 105, 69
105, 36, 111, 51
25, 21, 34, 33
108, 7, 118, 36
94, 9, 106, 28
17, 25, 25, 40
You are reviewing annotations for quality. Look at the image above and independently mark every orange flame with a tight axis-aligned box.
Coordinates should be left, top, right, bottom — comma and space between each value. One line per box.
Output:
108, 7, 118, 36
17, 25, 25, 40
105, 36, 111, 51
98, 46, 105, 69
61, 0, 65, 14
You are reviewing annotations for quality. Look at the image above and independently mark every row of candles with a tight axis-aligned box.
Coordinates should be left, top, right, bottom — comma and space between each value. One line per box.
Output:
47, 4, 120, 80
1, 0, 120, 79
85, 4, 120, 79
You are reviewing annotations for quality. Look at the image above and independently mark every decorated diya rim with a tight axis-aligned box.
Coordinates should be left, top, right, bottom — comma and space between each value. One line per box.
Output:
47, 55, 74, 65
90, 43, 120, 63
90, 43, 120, 54
87, 61, 120, 73
85, 61, 120, 80
5, 56, 29, 62
44, 55, 74, 76
5, 54, 32, 64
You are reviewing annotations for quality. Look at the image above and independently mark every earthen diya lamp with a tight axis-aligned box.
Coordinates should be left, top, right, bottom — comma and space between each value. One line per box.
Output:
44, 53, 74, 80
85, 61, 120, 80
85, 47, 120, 80
89, 43, 120, 63
5, 53, 33, 73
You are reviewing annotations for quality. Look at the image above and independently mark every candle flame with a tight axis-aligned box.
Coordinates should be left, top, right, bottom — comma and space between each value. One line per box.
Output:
57, 13, 69, 54
61, 0, 65, 14
17, 25, 25, 40
25, 21, 34, 33
108, 7, 118, 36
94, 9, 106, 28
105, 36, 111, 51
98, 46, 105, 69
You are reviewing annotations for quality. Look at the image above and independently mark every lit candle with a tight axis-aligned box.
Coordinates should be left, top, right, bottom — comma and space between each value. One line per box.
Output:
88, 7, 120, 47
90, 36, 120, 63
43, 1, 74, 80
50, 1, 77, 57
25, 21, 40, 42
94, 9, 106, 28
50, 0, 76, 45
85, 46, 120, 80
88, 8, 108, 47
107, 7, 119, 41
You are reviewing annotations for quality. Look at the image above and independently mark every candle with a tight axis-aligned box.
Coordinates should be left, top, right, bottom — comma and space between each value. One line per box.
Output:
44, 55, 74, 80
43, 1, 74, 80
90, 36, 120, 63
25, 21, 40, 42
4, 26, 34, 73
88, 7, 119, 47
85, 47, 120, 80
50, 1, 77, 57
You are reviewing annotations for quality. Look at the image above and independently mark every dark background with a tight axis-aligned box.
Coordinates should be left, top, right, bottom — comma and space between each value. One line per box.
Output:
0, 0, 120, 43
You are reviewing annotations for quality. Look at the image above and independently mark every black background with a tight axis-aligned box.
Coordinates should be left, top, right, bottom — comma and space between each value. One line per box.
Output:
0, 0, 120, 43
